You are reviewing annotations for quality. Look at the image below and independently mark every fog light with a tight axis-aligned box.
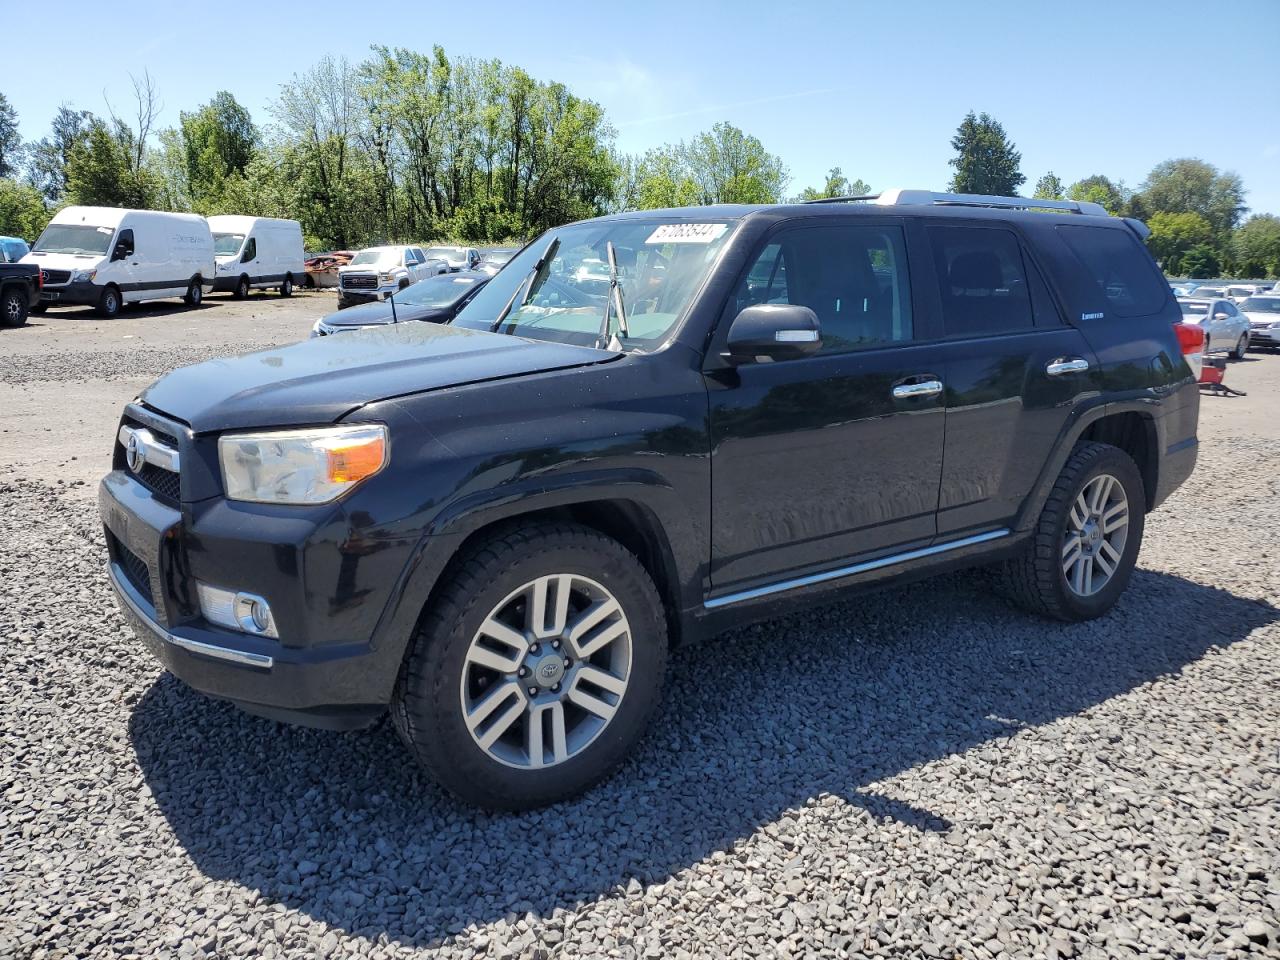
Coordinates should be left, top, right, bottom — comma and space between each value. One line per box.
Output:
196, 583, 278, 638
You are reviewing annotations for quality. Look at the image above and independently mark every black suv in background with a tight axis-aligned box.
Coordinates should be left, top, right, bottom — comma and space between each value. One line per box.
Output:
0, 260, 40, 327
99, 191, 1199, 809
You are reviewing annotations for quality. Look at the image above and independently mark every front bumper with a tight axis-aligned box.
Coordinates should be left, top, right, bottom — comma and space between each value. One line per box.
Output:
39, 281, 101, 306
99, 470, 398, 729
1248, 327, 1280, 346
338, 286, 395, 305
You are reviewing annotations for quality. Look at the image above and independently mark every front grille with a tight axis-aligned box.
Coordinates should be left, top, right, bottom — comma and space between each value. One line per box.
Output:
138, 462, 181, 502
113, 535, 154, 608
342, 273, 378, 290
39, 268, 71, 285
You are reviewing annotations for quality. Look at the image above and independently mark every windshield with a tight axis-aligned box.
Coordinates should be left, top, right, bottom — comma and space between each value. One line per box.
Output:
425, 246, 467, 266
399, 274, 484, 308
482, 248, 516, 264
1195, 287, 1224, 297
33, 224, 115, 256
350, 249, 395, 266
1241, 297, 1280, 313
213, 233, 245, 256
454, 218, 736, 351
1179, 302, 1209, 316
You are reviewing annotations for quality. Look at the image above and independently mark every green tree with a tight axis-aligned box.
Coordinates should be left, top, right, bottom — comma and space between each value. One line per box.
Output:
0, 178, 50, 239
1032, 172, 1064, 201
179, 91, 257, 210
64, 117, 155, 208
1180, 243, 1220, 278
796, 167, 871, 201
1067, 175, 1127, 215
947, 111, 1025, 196
0, 93, 21, 180
26, 106, 95, 203
1137, 158, 1245, 237
1233, 214, 1280, 278
1147, 211, 1213, 276
630, 146, 701, 209
684, 122, 788, 204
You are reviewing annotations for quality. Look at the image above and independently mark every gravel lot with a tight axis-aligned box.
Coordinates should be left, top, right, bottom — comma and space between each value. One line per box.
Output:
2, 302, 1278, 959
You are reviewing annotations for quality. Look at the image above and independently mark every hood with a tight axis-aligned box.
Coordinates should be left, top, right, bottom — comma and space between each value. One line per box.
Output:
339, 259, 394, 274
22, 251, 105, 271
321, 299, 449, 328
141, 322, 616, 432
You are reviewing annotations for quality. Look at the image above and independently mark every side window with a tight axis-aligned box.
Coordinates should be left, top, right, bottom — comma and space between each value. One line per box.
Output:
929, 225, 1034, 337
1223, 302, 1238, 317
242, 237, 257, 261
405, 248, 419, 265
1056, 224, 1167, 317
116, 228, 135, 257
736, 224, 912, 354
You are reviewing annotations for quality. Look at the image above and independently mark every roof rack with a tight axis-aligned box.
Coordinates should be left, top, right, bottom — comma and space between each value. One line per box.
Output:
804, 188, 1111, 218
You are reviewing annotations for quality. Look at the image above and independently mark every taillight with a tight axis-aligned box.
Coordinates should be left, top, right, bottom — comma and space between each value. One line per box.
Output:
1174, 322, 1205, 380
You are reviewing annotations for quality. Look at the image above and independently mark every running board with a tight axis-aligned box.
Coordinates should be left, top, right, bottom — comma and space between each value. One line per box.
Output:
704, 529, 1011, 609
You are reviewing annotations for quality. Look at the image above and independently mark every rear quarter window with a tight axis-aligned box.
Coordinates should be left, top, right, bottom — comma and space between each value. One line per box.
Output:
1056, 224, 1168, 317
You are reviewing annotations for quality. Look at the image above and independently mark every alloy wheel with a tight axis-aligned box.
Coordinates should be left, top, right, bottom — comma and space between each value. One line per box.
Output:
459, 574, 632, 769
1062, 473, 1129, 597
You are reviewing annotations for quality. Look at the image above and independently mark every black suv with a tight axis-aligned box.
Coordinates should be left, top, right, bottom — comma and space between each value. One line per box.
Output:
99, 191, 1199, 809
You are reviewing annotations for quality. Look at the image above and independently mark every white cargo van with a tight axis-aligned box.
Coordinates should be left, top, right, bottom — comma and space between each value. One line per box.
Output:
24, 206, 214, 317
208, 215, 305, 299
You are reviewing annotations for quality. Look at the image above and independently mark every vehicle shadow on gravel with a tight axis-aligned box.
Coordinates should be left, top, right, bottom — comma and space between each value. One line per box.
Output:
129, 568, 1276, 948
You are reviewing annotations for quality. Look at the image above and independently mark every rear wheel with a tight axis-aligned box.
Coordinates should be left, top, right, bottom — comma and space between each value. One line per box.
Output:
234, 275, 250, 300
994, 442, 1145, 622
95, 285, 121, 318
183, 278, 203, 307
280, 275, 293, 297
1231, 334, 1248, 360
392, 522, 668, 810
1, 288, 28, 327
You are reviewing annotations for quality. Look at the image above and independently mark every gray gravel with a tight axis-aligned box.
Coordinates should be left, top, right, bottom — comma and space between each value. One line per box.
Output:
2, 428, 1279, 957
0, 345, 281, 385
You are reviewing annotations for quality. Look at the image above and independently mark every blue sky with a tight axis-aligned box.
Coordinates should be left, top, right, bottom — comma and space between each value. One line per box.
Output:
7, 0, 1280, 214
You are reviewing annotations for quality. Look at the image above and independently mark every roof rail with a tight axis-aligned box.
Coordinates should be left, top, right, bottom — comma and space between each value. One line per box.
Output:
805, 188, 1111, 218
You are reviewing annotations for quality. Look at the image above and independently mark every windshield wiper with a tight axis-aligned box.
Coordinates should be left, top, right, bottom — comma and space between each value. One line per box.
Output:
490, 235, 560, 333
595, 241, 630, 350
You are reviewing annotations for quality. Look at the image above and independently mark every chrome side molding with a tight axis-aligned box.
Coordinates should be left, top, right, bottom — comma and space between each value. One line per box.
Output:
705, 529, 1012, 609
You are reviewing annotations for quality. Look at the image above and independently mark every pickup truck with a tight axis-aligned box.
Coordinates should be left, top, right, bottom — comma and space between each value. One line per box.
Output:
0, 262, 40, 327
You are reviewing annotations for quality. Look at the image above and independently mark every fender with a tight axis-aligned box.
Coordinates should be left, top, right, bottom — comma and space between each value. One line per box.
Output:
1014, 395, 1166, 533
364, 467, 700, 693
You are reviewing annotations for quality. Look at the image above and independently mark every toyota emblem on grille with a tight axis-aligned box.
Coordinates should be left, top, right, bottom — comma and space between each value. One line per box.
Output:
125, 432, 144, 474
40, 270, 48, 283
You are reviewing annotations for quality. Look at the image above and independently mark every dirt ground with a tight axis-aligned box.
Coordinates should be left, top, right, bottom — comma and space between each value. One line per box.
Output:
1, 293, 1277, 497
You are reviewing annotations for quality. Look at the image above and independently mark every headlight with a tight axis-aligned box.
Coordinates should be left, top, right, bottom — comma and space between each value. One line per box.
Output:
71, 270, 96, 283
219, 424, 388, 504
379, 271, 397, 283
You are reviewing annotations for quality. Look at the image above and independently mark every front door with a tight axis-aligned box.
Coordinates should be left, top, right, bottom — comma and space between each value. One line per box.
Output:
707, 219, 947, 594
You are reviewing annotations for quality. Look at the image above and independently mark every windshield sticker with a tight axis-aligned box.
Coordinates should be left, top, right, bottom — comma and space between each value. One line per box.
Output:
96, 227, 114, 235
645, 223, 728, 245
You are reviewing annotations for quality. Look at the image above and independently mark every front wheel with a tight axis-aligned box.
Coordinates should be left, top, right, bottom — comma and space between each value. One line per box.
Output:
1231, 334, 1248, 360
994, 442, 1145, 622
392, 522, 668, 810
95, 286, 121, 318
233, 275, 250, 300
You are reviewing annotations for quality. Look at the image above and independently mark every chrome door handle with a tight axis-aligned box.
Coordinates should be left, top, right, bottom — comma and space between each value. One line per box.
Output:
892, 379, 944, 399
1046, 357, 1090, 376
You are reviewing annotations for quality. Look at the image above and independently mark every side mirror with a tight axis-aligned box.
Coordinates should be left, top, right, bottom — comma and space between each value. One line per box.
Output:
1213, 312, 1229, 321
111, 244, 129, 262
724, 303, 821, 364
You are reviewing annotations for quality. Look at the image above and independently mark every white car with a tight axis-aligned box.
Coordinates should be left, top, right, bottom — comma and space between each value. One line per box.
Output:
1177, 297, 1251, 359
422, 246, 482, 272
1224, 284, 1263, 303
1239, 294, 1280, 350
337, 245, 446, 309
1191, 285, 1227, 299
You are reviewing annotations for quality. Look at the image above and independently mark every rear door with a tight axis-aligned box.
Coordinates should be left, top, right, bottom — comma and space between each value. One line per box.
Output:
707, 217, 948, 593
926, 222, 1099, 537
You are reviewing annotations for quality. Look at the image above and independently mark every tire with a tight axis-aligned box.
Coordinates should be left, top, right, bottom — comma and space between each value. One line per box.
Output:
233, 275, 250, 300
1230, 334, 1247, 360
183, 278, 203, 307
1, 288, 28, 327
391, 522, 668, 810
994, 442, 1146, 622
302, 273, 316, 289
280, 275, 293, 297
95, 286, 121, 318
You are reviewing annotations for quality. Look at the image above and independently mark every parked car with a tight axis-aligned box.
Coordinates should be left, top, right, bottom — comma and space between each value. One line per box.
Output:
1176, 296, 1251, 358
99, 189, 1199, 809
1, 235, 30, 262
0, 260, 40, 327
208, 216, 306, 299
23, 206, 214, 317
423, 245, 482, 272
475, 247, 519, 277
1239, 294, 1280, 350
337, 245, 447, 308
311, 272, 488, 337
303, 251, 353, 289
1224, 284, 1263, 303
1191, 284, 1227, 299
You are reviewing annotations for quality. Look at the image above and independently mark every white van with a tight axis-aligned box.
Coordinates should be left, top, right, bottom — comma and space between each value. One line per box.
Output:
208, 215, 306, 299
24, 206, 214, 318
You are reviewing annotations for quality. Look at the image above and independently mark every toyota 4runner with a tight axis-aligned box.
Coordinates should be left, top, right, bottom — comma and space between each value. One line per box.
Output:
100, 190, 1199, 809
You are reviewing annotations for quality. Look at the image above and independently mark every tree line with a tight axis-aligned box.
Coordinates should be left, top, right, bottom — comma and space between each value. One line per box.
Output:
0, 58, 1277, 278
